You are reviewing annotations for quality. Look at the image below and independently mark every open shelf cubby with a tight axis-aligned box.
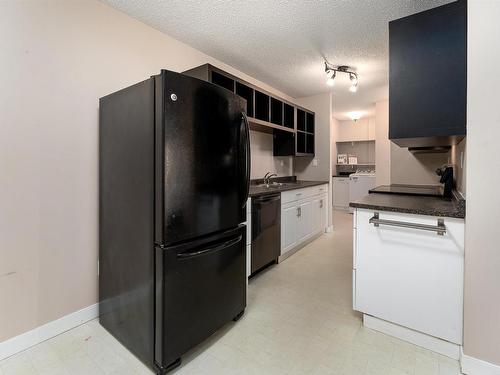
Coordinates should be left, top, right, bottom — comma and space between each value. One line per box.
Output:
235, 82, 254, 118
255, 91, 270, 122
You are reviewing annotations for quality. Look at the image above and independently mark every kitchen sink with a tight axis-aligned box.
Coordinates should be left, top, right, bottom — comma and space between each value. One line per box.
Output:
255, 182, 299, 189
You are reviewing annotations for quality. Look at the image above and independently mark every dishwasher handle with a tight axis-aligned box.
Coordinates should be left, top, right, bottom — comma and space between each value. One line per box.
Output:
253, 194, 281, 204
369, 212, 446, 236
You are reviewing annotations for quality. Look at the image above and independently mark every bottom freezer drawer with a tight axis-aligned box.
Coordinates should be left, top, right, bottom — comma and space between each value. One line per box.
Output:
155, 225, 246, 366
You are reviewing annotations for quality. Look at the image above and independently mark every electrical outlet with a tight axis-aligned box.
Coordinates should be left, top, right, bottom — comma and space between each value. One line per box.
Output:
312, 158, 318, 167
280, 160, 284, 167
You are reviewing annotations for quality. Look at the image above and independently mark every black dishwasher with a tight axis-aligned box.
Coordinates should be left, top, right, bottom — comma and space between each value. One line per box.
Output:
251, 194, 281, 275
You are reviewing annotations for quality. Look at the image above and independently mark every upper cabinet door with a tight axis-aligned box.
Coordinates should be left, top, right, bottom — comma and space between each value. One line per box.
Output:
389, 0, 466, 147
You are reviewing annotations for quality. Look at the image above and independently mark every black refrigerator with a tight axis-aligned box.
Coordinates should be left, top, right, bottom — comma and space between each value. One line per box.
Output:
99, 69, 250, 374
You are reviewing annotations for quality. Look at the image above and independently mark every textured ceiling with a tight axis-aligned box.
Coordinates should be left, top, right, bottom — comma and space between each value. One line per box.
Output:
102, 0, 453, 120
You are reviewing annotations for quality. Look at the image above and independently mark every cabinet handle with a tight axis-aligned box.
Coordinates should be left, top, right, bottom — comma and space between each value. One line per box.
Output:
320, 200, 323, 208
369, 212, 446, 236
296, 193, 302, 196
296, 207, 301, 217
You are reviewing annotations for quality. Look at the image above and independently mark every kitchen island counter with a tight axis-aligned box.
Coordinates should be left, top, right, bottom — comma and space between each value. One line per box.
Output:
349, 192, 465, 219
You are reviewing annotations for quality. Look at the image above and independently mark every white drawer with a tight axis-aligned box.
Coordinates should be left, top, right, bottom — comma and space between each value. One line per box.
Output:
281, 184, 328, 204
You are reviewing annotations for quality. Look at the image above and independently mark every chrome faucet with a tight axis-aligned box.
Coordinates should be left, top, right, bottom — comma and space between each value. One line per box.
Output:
263, 172, 277, 186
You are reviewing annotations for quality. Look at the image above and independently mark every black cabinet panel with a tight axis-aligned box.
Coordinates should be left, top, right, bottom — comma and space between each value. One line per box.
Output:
255, 91, 270, 121
211, 71, 235, 92
389, 0, 466, 147
306, 113, 315, 133
236, 82, 254, 117
270, 98, 283, 126
283, 104, 294, 129
273, 129, 295, 156
297, 109, 306, 131
306, 134, 314, 154
297, 132, 306, 154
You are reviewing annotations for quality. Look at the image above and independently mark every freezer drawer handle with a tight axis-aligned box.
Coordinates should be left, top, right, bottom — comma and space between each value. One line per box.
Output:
177, 235, 242, 259
369, 212, 446, 236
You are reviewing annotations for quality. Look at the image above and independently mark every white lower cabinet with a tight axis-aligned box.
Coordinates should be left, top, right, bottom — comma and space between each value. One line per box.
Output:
281, 204, 299, 254
353, 208, 464, 348
281, 185, 328, 257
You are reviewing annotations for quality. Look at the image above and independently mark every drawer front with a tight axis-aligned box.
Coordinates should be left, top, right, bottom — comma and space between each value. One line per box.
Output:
281, 184, 328, 204
354, 209, 464, 344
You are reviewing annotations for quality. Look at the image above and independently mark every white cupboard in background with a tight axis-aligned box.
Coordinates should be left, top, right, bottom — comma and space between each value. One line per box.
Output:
280, 184, 328, 260
353, 208, 465, 359
348, 172, 376, 212
332, 177, 350, 209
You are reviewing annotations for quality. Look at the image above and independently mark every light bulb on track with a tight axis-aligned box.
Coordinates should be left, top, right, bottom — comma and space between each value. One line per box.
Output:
323, 60, 359, 92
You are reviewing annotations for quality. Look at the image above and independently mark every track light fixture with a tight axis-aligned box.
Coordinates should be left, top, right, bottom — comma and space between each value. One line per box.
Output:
324, 61, 359, 92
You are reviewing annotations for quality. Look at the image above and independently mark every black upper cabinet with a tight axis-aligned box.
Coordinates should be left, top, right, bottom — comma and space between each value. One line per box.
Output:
211, 71, 235, 92
235, 82, 254, 117
270, 98, 283, 126
255, 91, 270, 122
274, 109, 314, 157
283, 104, 294, 129
183, 64, 315, 155
389, 0, 466, 147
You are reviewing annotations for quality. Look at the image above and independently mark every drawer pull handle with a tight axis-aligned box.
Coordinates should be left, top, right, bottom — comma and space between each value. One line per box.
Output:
296, 193, 302, 196
369, 212, 446, 236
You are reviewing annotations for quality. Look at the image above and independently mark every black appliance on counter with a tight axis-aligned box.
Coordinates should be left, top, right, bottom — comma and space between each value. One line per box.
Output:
251, 194, 281, 275
436, 165, 454, 199
99, 70, 250, 374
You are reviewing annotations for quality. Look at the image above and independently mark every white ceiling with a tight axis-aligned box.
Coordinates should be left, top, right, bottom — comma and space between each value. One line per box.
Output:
102, 0, 453, 120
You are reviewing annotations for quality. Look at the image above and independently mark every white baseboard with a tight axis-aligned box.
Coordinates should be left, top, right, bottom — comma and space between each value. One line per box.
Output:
461, 348, 500, 375
363, 314, 461, 360
0, 303, 98, 361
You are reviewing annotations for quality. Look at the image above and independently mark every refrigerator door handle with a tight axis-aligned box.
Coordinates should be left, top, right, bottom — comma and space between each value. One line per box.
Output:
240, 113, 251, 208
177, 235, 242, 260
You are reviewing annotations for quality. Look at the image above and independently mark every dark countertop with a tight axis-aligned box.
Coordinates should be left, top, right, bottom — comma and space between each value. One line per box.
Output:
249, 180, 329, 198
349, 192, 465, 219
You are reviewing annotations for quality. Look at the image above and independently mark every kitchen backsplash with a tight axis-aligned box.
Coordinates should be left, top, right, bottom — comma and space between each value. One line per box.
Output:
250, 130, 292, 179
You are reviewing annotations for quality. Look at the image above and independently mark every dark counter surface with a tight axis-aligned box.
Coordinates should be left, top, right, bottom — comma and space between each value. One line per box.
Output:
249, 179, 329, 198
349, 191, 465, 219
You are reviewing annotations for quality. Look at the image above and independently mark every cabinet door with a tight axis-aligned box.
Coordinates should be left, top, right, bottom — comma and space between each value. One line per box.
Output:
355, 209, 464, 344
281, 204, 299, 255
389, 0, 466, 144
309, 197, 323, 237
319, 194, 327, 231
333, 178, 350, 208
297, 200, 314, 242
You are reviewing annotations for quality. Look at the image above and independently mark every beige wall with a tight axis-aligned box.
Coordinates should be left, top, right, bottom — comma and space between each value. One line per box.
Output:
463, 0, 500, 366
249, 131, 292, 179
375, 100, 391, 186
0, 0, 296, 342
336, 117, 376, 142
390, 144, 449, 186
